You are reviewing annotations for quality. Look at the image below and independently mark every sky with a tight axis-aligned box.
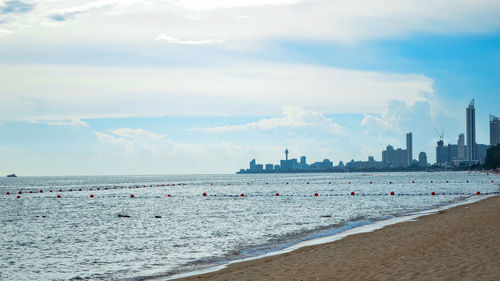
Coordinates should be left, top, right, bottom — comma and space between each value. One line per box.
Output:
0, 0, 499, 176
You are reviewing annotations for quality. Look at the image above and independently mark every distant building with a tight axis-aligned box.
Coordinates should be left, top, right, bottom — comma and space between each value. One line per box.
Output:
250, 159, 256, 171
265, 164, 274, 171
310, 159, 333, 170
382, 145, 407, 168
477, 144, 490, 164
280, 148, 298, 171
436, 140, 448, 165
346, 157, 383, 169
406, 132, 413, 166
299, 156, 309, 169
418, 152, 427, 167
447, 144, 458, 162
491, 114, 500, 146
466, 99, 476, 160
457, 133, 465, 160
300, 156, 306, 165
338, 161, 344, 167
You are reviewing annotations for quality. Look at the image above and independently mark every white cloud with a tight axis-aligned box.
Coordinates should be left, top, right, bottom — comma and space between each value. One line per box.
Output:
171, 0, 307, 11
46, 119, 90, 127
0, 63, 433, 121
194, 106, 346, 134
2, 0, 500, 46
94, 128, 166, 154
155, 33, 222, 45
110, 128, 166, 141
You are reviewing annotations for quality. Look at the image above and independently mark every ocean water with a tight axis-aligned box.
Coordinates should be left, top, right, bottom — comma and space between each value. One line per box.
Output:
0, 172, 498, 281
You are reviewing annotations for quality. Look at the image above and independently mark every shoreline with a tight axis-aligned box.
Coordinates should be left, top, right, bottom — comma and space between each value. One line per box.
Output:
167, 193, 500, 281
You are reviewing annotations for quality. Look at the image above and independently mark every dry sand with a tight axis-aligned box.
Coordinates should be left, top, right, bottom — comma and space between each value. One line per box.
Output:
173, 195, 500, 281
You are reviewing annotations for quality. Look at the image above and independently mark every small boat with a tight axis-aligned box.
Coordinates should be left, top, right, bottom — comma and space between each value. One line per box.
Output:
6, 174, 17, 177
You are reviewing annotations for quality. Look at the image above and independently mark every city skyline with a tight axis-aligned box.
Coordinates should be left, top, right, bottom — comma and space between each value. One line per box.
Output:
242, 98, 496, 172
1, 1, 500, 175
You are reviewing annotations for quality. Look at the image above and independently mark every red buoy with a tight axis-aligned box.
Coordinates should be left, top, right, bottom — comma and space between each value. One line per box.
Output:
104, 187, 108, 190
29, 191, 33, 193
314, 193, 318, 197
430, 181, 433, 183
240, 193, 245, 197
90, 194, 94, 198
390, 191, 395, 196
412, 180, 415, 183
130, 194, 134, 198
348, 181, 351, 184
492, 180, 495, 183
351, 192, 355, 196
79, 188, 82, 191
276, 193, 279, 196
369, 181, 372, 184
114, 187, 116, 189
431, 192, 436, 196
57, 194, 61, 198
6, 192, 10, 195
17, 195, 20, 199
97, 188, 100, 190
49, 190, 53, 192
389, 181, 392, 184
69, 189, 72, 192
18, 191, 22, 194
203, 192, 207, 196
89, 188, 92, 191
40, 190, 43, 193
228, 184, 230, 186
266, 182, 268, 185
466, 180, 469, 183
286, 182, 289, 185
476, 191, 481, 195
446, 181, 449, 183
167, 194, 171, 197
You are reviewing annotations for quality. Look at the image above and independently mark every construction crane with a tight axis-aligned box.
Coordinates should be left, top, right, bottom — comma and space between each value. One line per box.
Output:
434, 128, 444, 142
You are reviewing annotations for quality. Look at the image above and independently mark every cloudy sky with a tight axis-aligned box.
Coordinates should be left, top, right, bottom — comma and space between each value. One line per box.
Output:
1, 0, 499, 176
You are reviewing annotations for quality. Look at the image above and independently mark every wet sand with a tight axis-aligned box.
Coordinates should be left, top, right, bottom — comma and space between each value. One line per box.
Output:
173, 195, 500, 281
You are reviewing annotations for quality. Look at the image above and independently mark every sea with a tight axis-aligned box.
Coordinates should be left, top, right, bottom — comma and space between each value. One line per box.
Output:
0, 172, 498, 281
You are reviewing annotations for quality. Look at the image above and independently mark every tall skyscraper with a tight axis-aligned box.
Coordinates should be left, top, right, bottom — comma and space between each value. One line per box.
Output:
466, 99, 476, 160
406, 132, 413, 166
457, 133, 465, 160
285, 148, 289, 161
490, 114, 500, 146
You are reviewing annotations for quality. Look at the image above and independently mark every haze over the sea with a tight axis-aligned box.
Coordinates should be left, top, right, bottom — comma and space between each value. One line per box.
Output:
1, 0, 500, 176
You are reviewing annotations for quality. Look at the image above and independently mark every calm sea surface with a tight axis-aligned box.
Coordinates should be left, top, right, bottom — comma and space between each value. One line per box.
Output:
0, 172, 498, 280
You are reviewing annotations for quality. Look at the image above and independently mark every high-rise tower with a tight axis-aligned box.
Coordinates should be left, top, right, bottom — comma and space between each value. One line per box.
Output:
490, 114, 500, 146
406, 132, 413, 166
457, 133, 465, 160
285, 148, 289, 161
466, 99, 476, 160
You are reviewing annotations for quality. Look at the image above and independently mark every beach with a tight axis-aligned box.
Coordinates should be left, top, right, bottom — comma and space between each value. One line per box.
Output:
174, 194, 500, 281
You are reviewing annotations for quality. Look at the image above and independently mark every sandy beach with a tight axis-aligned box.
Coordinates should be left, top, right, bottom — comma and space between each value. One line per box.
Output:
174, 195, 500, 281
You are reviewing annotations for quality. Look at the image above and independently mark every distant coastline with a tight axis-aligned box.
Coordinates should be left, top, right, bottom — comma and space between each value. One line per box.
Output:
236, 166, 477, 174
